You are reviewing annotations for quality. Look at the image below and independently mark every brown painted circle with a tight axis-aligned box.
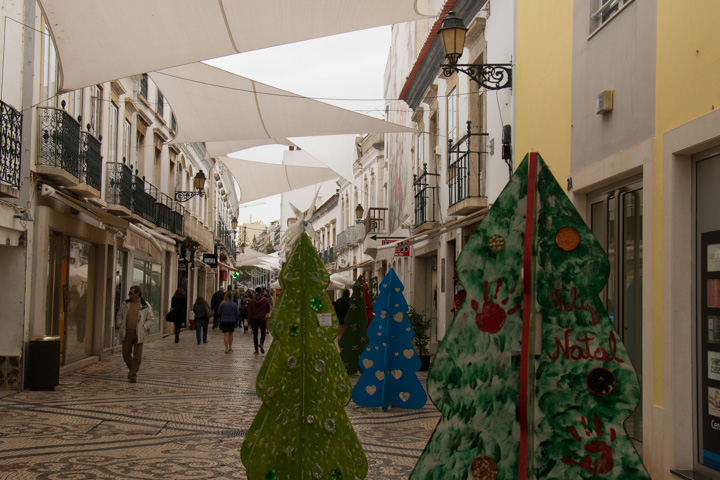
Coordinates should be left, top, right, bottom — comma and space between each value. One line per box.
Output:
586, 367, 616, 397
488, 234, 505, 252
555, 226, 581, 251
471, 455, 498, 480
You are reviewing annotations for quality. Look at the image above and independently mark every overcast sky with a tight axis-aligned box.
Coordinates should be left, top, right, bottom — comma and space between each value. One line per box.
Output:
205, 26, 391, 226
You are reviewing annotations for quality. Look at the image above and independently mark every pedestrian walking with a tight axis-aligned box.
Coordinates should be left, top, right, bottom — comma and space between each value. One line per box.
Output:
248, 286, 271, 355
170, 288, 187, 343
218, 291, 239, 354
192, 295, 212, 344
239, 290, 251, 332
115, 286, 155, 383
333, 288, 350, 343
210, 286, 225, 329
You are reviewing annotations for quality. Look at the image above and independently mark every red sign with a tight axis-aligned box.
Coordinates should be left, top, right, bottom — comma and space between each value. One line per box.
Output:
382, 240, 410, 257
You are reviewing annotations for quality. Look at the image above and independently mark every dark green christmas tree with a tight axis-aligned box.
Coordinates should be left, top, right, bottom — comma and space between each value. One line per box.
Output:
410, 153, 649, 479
241, 233, 367, 480
339, 277, 370, 374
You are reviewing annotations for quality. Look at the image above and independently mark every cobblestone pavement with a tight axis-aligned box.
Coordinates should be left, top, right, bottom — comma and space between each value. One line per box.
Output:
0, 328, 440, 479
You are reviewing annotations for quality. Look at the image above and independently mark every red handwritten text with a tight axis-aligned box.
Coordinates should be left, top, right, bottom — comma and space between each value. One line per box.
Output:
549, 285, 601, 325
546, 328, 624, 364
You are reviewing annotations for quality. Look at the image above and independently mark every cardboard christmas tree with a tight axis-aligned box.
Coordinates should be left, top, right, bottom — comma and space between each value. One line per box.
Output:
241, 233, 367, 480
352, 268, 427, 411
339, 277, 370, 374
410, 153, 650, 479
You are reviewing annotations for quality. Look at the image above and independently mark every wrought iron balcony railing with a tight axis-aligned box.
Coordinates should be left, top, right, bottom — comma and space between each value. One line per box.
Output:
132, 176, 158, 223
38, 107, 81, 178
448, 121, 489, 206
413, 163, 440, 227
78, 130, 102, 191
0, 100, 22, 189
106, 162, 133, 210
156, 192, 174, 231
171, 202, 184, 237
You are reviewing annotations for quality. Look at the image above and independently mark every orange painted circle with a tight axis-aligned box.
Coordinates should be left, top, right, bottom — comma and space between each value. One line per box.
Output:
471, 456, 498, 480
555, 226, 581, 251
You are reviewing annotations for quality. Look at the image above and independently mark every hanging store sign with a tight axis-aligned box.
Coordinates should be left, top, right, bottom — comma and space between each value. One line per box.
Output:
203, 254, 218, 268
382, 239, 410, 257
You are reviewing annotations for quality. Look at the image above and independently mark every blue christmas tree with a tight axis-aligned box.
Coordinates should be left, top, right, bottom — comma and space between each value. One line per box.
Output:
352, 268, 427, 411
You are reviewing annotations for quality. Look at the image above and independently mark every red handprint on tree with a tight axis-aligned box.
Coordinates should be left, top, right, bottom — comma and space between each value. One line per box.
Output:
561, 416, 616, 474
470, 279, 520, 334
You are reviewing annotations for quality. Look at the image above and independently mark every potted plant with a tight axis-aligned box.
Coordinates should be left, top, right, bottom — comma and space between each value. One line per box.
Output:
407, 305, 433, 371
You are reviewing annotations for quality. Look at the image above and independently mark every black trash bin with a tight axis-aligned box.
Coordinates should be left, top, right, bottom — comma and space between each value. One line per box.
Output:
27, 336, 61, 390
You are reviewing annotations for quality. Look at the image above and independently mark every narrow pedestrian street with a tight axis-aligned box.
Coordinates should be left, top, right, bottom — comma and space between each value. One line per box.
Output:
0, 328, 440, 479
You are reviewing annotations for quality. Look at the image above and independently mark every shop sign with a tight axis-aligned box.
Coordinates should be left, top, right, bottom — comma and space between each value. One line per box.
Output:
382, 239, 410, 257
203, 254, 218, 268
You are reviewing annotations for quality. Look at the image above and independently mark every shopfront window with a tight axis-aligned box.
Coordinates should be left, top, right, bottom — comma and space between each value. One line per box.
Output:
65, 240, 92, 364
589, 179, 643, 444
132, 257, 162, 334
45, 234, 95, 364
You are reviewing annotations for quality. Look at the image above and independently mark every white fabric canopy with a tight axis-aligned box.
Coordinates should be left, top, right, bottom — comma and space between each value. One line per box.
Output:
40, 0, 430, 92
219, 157, 338, 205
205, 138, 297, 159
288, 135, 357, 181
149, 63, 415, 146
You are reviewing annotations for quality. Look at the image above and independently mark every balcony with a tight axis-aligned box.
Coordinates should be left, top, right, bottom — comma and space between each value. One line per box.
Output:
106, 162, 133, 215
37, 107, 101, 198
132, 176, 158, 225
448, 121, 489, 216
0, 99, 22, 197
67, 130, 102, 198
172, 202, 184, 237
156, 193, 174, 232
365, 207, 388, 237
216, 216, 237, 258
413, 164, 440, 232
37, 107, 81, 186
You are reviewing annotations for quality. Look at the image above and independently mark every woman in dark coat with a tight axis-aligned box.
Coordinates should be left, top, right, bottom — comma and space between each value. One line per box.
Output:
171, 288, 187, 343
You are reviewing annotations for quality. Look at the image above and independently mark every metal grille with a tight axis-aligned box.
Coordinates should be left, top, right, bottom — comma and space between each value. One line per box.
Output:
413, 164, 440, 226
79, 131, 102, 191
0, 100, 22, 188
38, 107, 80, 178
448, 121, 488, 206
156, 193, 173, 231
106, 162, 133, 209
171, 202, 184, 236
132, 176, 157, 223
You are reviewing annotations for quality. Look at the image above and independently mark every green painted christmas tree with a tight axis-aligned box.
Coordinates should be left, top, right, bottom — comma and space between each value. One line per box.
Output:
410, 153, 650, 479
339, 277, 370, 375
241, 233, 367, 480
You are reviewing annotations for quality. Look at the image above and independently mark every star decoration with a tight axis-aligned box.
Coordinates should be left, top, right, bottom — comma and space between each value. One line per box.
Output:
279, 189, 321, 259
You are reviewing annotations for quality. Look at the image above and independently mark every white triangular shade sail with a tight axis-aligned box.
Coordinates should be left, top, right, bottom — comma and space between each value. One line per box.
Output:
205, 138, 297, 159
220, 157, 339, 205
149, 63, 415, 146
288, 135, 357, 182
40, 0, 430, 92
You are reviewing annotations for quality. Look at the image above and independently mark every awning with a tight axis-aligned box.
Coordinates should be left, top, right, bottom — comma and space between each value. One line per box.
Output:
149, 63, 416, 148
219, 156, 339, 205
40, 0, 431, 92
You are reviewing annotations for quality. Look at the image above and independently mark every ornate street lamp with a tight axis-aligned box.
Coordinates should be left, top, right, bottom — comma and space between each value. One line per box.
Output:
174, 171, 207, 202
438, 11, 512, 90
231, 217, 238, 230
355, 204, 365, 224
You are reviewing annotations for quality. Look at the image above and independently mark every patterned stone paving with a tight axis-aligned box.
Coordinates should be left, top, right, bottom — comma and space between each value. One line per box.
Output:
0, 328, 440, 479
